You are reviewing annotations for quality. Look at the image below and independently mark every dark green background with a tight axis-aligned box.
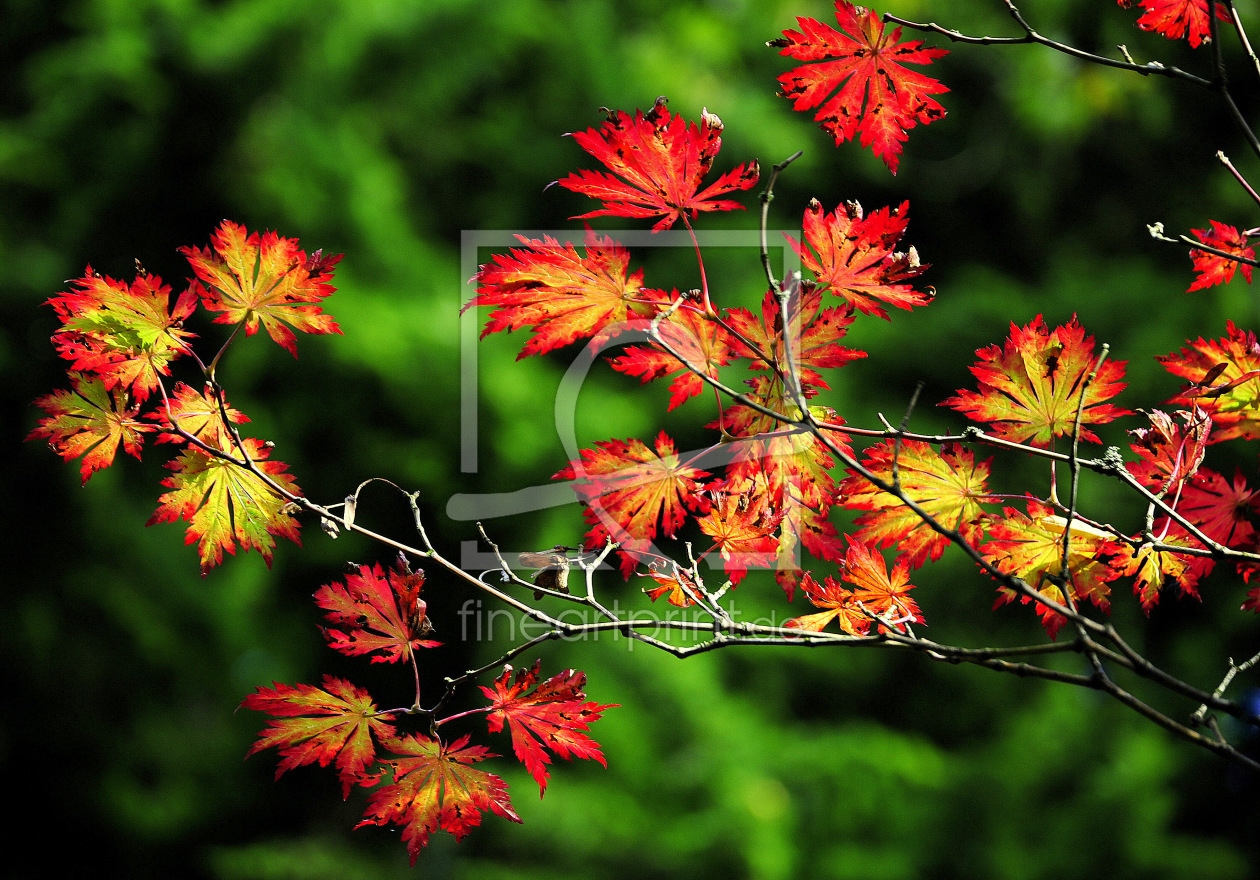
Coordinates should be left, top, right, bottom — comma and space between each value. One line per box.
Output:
4, 0, 1260, 877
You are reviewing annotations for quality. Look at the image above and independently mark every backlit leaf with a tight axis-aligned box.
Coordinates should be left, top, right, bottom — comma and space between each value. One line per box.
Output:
770, 1, 948, 173
241, 675, 396, 798
557, 96, 759, 232
480, 662, 615, 796
357, 734, 520, 864
182, 220, 341, 357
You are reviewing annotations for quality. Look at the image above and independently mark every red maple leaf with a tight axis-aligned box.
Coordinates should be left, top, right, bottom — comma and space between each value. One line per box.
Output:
789, 198, 932, 319
839, 439, 992, 569
241, 675, 396, 798
555, 430, 710, 574
48, 269, 197, 403
479, 662, 615, 796
607, 298, 741, 410
771, 1, 948, 173
357, 734, 520, 864
1125, 408, 1211, 496
943, 315, 1131, 447
182, 220, 342, 357
315, 558, 441, 664
557, 96, 759, 232
29, 373, 156, 483
1170, 466, 1260, 550
467, 229, 659, 358
148, 436, 302, 574
696, 492, 781, 585
1159, 321, 1260, 441
1118, 0, 1233, 49
1187, 220, 1255, 291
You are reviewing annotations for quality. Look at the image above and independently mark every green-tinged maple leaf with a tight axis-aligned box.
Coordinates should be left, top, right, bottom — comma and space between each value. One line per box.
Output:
182, 220, 342, 357
480, 661, 615, 796
723, 282, 866, 391
982, 498, 1122, 638
241, 675, 396, 798
839, 440, 992, 569
1125, 408, 1211, 495
1118, 0, 1233, 49
943, 314, 1131, 447
1108, 536, 1201, 612
315, 558, 440, 663
49, 269, 197, 403
468, 229, 659, 358
557, 96, 759, 232
607, 298, 740, 410
148, 436, 301, 575
770, 1, 948, 174
149, 381, 249, 446
29, 373, 156, 483
1187, 220, 1255, 291
789, 198, 932, 318
1158, 321, 1260, 441
555, 430, 710, 574
696, 492, 781, 586
357, 734, 520, 864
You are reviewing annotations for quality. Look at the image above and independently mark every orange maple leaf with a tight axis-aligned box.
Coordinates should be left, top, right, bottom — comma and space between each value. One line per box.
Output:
771, 1, 948, 173
723, 282, 866, 391
468, 229, 659, 358
357, 734, 520, 864
1125, 408, 1211, 495
182, 220, 342, 357
696, 492, 781, 586
241, 675, 396, 798
607, 298, 741, 410
555, 430, 710, 574
480, 662, 615, 796
1108, 536, 1201, 612
789, 198, 932, 319
557, 96, 759, 232
148, 381, 249, 447
786, 539, 921, 635
785, 571, 870, 636
943, 315, 1130, 447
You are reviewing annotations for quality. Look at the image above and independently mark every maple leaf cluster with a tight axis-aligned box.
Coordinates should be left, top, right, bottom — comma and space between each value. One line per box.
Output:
468, 37, 1260, 638
468, 89, 936, 599
30, 220, 341, 574
242, 557, 615, 864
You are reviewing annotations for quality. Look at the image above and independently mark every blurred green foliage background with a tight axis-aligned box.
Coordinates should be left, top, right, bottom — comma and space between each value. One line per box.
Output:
4, 0, 1260, 876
